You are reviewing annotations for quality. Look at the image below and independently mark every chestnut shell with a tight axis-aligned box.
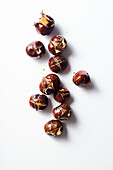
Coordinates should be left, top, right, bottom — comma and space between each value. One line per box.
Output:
34, 13, 54, 35
26, 41, 45, 57
73, 70, 91, 86
54, 87, 70, 103
29, 94, 48, 110
49, 55, 68, 73
48, 35, 67, 55
35, 23, 54, 35
53, 103, 71, 120
44, 119, 63, 136
39, 74, 60, 95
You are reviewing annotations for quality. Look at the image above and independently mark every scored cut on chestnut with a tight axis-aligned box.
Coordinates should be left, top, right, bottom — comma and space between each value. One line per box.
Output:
44, 119, 63, 136
26, 41, 45, 58
49, 55, 68, 73
39, 74, 60, 95
73, 70, 91, 86
53, 103, 71, 120
34, 10, 54, 35
29, 94, 48, 111
48, 35, 67, 55
54, 87, 70, 103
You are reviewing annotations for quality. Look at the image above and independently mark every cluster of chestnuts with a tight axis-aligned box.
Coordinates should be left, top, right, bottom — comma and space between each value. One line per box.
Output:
26, 11, 92, 137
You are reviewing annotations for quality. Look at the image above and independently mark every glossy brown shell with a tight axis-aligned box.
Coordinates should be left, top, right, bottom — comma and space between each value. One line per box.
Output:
39, 74, 60, 95
48, 35, 67, 55
26, 41, 45, 57
34, 14, 54, 35
29, 94, 48, 110
44, 119, 63, 136
53, 103, 71, 120
54, 87, 70, 103
35, 23, 54, 35
73, 70, 91, 86
49, 55, 68, 73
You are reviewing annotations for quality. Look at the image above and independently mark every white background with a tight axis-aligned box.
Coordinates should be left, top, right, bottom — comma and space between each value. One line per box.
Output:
0, 0, 113, 169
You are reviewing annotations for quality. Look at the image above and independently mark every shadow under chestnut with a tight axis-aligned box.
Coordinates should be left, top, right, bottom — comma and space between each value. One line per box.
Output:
62, 44, 74, 58
49, 25, 61, 37
82, 78, 99, 92
60, 44, 75, 75
66, 108, 78, 126
66, 94, 74, 105
34, 50, 50, 64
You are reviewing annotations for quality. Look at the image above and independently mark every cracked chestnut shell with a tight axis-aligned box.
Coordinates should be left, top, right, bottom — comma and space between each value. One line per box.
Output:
34, 10, 54, 35
53, 103, 71, 120
48, 35, 67, 55
49, 55, 68, 73
39, 74, 60, 95
54, 87, 70, 103
29, 94, 48, 111
26, 41, 45, 58
44, 119, 63, 136
73, 70, 91, 86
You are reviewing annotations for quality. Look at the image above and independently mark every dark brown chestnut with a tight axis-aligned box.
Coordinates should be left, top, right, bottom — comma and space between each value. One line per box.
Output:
34, 10, 54, 35
39, 74, 60, 95
48, 55, 68, 73
26, 41, 45, 58
44, 119, 63, 136
54, 87, 70, 103
53, 103, 71, 120
29, 94, 48, 111
73, 70, 91, 86
48, 35, 67, 55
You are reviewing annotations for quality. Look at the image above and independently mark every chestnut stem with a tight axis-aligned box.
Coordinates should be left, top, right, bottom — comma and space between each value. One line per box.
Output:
40, 10, 44, 16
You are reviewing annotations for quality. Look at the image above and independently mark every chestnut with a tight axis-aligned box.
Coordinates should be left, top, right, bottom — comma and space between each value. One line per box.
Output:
29, 94, 48, 111
34, 10, 54, 35
53, 103, 71, 120
44, 119, 63, 136
48, 35, 67, 55
73, 70, 91, 86
48, 55, 68, 73
54, 87, 70, 103
26, 41, 45, 58
39, 74, 60, 95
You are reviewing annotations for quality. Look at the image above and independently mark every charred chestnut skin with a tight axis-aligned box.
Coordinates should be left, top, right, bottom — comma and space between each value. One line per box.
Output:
48, 35, 67, 55
29, 94, 48, 111
53, 103, 71, 120
34, 11, 54, 35
54, 87, 70, 103
73, 70, 91, 86
49, 55, 68, 73
26, 41, 45, 58
39, 74, 60, 95
44, 119, 63, 136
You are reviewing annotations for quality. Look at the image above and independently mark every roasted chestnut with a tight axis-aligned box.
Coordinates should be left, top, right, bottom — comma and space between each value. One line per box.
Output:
48, 55, 68, 73
48, 35, 67, 55
54, 87, 70, 103
39, 74, 60, 95
44, 119, 63, 136
29, 94, 48, 111
53, 103, 71, 120
34, 10, 54, 35
73, 70, 91, 86
26, 41, 45, 58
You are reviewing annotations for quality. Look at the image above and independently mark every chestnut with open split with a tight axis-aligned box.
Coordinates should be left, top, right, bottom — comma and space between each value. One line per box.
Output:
34, 10, 54, 35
